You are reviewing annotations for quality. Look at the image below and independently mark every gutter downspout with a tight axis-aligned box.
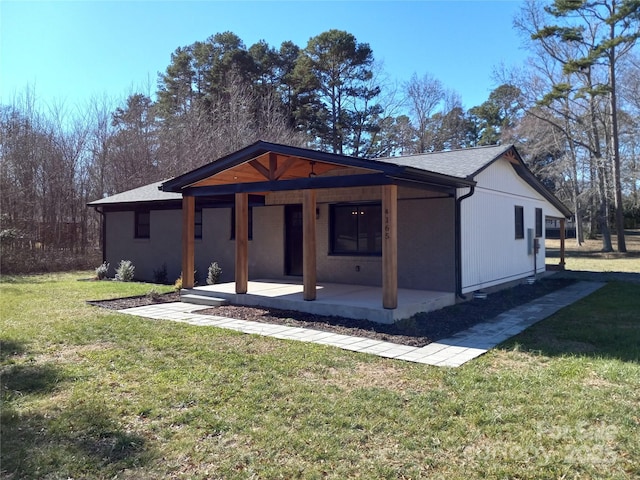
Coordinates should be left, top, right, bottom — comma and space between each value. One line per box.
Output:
455, 185, 475, 299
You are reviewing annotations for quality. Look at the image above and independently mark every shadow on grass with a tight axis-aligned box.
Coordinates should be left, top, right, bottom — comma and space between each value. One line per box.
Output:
0, 339, 27, 362
1, 363, 62, 396
1, 404, 149, 479
1, 342, 152, 479
500, 282, 639, 364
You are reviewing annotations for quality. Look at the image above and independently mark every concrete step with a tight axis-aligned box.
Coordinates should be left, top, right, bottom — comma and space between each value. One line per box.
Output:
180, 294, 229, 307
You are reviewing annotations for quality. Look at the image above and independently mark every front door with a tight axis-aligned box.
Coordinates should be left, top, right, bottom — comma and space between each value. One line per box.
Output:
285, 205, 303, 276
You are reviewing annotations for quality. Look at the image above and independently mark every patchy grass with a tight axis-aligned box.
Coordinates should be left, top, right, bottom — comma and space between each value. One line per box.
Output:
546, 229, 640, 273
1, 272, 639, 479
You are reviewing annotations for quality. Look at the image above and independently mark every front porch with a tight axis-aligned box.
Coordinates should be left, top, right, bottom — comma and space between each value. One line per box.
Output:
182, 279, 456, 324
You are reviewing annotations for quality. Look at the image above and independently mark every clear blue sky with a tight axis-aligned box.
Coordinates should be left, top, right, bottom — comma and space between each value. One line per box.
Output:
1, 0, 526, 112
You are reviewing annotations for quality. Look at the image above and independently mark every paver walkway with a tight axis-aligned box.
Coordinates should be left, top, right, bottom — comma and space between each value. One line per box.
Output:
118, 281, 605, 367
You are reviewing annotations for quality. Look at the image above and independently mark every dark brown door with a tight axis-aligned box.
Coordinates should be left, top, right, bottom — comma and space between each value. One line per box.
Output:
285, 205, 303, 276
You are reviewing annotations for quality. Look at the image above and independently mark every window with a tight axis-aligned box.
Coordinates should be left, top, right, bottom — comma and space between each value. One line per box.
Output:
135, 210, 150, 239
330, 203, 382, 255
230, 206, 253, 240
514, 206, 524, 239
195, 209, 202, 239
535, 208, 543, 238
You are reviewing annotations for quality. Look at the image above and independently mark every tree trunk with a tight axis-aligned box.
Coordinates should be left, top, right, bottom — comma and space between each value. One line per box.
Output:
608, 40, 627, 252
596, 156, 614, 252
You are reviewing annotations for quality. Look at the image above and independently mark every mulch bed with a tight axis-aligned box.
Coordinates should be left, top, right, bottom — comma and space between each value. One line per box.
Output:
89, 277, 576, 347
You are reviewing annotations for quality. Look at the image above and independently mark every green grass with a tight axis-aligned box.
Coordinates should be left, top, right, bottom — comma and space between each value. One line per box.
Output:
1, 272, 639, 479
546, 230, 640, 273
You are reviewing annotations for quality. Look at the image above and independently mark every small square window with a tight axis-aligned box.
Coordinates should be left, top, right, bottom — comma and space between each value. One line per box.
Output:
535, 208, 543, 238
195, 209, 202, 239
514, 206, 524, 239
135, 211, 150, 239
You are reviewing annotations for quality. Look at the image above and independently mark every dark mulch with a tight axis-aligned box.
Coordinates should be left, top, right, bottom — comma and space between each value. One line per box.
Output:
89, 277, 576, 347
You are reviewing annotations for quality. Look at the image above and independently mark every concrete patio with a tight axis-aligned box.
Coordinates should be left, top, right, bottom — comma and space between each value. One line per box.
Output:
181, 279, 456, 324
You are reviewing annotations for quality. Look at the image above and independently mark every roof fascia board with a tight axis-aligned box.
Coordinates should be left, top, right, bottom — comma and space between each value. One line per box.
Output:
398, 168, 476, 188
183, 173, 394, 196
89, 195, 266, 211
511, 164, 572, 217
468, 145, 571, 218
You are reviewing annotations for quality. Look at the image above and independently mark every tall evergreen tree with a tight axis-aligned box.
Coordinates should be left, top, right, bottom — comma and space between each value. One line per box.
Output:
292, 30, 380, 155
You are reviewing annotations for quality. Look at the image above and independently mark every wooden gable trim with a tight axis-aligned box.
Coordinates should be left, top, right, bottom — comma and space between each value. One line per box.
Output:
161, 141, 409, 192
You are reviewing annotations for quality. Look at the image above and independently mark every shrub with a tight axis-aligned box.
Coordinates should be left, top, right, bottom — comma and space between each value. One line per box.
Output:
95, 261, 109, 280
173, 275, 182, 291
114, 260, 135, 282
207, 262, 222, 285
153, 263, 168, 284
147, 288, 161, 301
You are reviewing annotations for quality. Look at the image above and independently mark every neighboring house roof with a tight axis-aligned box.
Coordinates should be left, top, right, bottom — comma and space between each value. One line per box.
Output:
87, 181, 181, 207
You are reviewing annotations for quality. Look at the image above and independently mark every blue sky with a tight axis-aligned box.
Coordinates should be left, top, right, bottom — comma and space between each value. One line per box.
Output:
1, 0, 527, 112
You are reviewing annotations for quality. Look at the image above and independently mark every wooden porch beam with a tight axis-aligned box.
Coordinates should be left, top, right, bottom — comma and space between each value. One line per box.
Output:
273, 156, 296, 180
382, 184, 398, 309
181, 195, 195, 289
249, 160, 271, 180
235, 192, 249, 294
303, 189, 317, 301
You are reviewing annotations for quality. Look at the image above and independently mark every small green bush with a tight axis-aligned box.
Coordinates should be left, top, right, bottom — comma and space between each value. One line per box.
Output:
115, 260, 135, 282
153, 263, 168, 284
207, 262, 222, 285
95, 261, 109, 280
147, 288, 161, 301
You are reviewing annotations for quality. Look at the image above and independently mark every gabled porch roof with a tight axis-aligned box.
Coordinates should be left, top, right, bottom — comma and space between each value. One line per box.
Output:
160, 140, 475, 196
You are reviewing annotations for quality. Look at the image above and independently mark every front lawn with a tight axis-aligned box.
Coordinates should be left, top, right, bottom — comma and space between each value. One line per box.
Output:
1, 273, 638, 479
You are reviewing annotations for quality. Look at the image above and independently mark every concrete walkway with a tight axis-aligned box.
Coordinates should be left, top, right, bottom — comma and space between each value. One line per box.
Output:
118, 281, 605, 367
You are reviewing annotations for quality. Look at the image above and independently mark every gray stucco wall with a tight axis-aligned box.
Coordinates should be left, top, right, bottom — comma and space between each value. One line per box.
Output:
105, 210, 182, 283
105, 208, 237, 284
104, 185, 455, 291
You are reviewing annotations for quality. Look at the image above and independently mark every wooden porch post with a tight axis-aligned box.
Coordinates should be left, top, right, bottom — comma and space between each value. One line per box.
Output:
559, 218, 566, 270
235, 192, 249, 294
303, 189, 317, 301
382, 184, 398, 309
181, 195, 195, 289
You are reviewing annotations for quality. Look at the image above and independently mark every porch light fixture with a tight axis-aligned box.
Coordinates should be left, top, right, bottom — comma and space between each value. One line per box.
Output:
308, 161, 317, 177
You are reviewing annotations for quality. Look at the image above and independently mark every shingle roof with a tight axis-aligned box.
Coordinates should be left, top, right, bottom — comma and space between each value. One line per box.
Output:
378, 144, 512, 180
87, 181, 181, 206
87, 143, 569, 217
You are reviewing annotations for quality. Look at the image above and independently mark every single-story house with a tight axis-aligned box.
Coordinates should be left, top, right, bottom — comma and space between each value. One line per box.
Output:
88, 141, 570, 322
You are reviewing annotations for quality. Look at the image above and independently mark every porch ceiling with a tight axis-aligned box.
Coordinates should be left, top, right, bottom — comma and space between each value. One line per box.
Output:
189, 151, 375, 188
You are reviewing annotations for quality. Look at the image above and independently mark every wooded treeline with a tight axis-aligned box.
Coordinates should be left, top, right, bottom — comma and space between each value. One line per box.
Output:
1, 0, 638, 273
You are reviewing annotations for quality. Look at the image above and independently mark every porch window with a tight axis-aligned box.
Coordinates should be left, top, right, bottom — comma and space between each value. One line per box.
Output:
514, 205, 524, 239
135, 210, 150, 239
330, 203, 382, 255
230, 206, 253, 240
195, 209, 202, 239
535, 208, 543, 238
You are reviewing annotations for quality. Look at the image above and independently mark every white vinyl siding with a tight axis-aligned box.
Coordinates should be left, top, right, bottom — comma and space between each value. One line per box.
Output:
460, 158, 555, 294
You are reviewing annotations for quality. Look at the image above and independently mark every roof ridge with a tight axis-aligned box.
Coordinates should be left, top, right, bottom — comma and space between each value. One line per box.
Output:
377, 143, 512, 161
